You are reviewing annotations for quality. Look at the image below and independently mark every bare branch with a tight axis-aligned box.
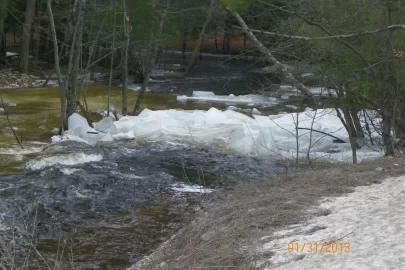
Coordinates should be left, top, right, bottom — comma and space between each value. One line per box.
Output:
233, 24, 405, 41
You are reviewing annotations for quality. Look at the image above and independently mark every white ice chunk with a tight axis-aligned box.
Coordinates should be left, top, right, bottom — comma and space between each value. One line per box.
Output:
252, 108, 262, 115
112, 131, 135, 140
99, 132, 113, 142
94, 117, 117, 134
192, 91, 216, 97
56, 108, 383, 162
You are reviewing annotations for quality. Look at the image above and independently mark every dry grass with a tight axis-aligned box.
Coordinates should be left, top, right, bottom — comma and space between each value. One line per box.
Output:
129, 156, 405, 270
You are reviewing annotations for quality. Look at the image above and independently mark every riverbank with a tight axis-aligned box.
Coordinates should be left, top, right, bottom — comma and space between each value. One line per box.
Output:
129, 156, 405, 269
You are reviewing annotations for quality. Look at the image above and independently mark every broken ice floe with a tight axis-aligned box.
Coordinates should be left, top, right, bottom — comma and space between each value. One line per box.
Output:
53, 107, 383, 162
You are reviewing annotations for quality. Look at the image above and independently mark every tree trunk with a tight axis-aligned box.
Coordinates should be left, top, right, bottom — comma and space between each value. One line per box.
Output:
214, 35, 218, 54
0, 21, 5, 67
383, 112, 394, 155
134, 0, 171, 115
47, 0, 66, 133
182, 28, 187, 65
34, 16, 41, 68
65, 0, 84, 123
150, 0, 170, 68
107, 5, 117, 117
341, 106, 358, 164
350, 107, 365, 148
186, 0, 217, 73
20, 0, 36, 73
122, 0, 130, 116
67, 5, 84, 119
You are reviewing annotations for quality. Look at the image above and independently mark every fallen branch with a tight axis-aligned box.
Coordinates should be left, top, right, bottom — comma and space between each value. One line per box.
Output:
297, 127, 346, 143
227, 8, 316, 102
233, 24, 405, 41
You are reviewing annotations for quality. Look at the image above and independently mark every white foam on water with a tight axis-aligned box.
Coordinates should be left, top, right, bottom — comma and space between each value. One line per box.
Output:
170, 183, 214, 194
0, 146, 43, 155
26, 153, 103, 170
60, 168, 81, 175
75, 190, 87, 198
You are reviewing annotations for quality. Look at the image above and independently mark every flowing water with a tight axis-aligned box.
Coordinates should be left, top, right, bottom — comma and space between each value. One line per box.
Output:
0, 58, 295, 269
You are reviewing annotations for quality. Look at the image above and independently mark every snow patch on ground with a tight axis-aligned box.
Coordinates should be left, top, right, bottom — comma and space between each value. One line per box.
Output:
259, 176, 405, 270
26, 153, 103, 170
170, 183, 214, 194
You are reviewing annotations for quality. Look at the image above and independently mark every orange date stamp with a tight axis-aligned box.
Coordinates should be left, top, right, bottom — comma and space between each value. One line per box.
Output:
288, 242, 351, 253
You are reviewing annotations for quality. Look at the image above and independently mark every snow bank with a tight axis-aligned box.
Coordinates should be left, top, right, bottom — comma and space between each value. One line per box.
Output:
26, 153, 103, 170
55, 109, 382, 162
260, 175, 405, 269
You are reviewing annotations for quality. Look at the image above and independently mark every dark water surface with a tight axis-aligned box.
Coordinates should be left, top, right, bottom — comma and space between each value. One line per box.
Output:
0, 56, 293, 269
0, 141, 282, 269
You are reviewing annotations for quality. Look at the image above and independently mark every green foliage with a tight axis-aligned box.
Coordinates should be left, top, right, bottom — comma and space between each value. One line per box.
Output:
219, 0, 251, 12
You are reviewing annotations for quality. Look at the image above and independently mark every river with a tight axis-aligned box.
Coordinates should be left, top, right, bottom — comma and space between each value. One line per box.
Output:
0, 57, 295, 269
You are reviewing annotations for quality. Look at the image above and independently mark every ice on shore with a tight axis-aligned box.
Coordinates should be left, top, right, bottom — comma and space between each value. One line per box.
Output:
177, 91, 279, 106
54, 107, 383, 162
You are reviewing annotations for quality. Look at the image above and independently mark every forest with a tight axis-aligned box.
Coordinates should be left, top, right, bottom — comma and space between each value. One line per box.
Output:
1, 0, 404, 163
1, 0, 405, 269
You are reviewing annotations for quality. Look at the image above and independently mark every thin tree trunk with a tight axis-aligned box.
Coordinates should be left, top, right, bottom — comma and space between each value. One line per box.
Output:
383, 112, 394, 155
20, 0, 36, 73
65, 0, 84, 123
350, 107, 365, 148
214, 35, 218, 54
108, 3, 116, 117
150, 0, 170, 68
341, 103, 358, 164
133, 0, 170, 115
46, 0, 66, 133
0, 0, 6, 68
122, 0, 130, 116
186, 0, 217, 73
34, 12, 41, 68
182, 29, 187, 66
67, 5, 84, 119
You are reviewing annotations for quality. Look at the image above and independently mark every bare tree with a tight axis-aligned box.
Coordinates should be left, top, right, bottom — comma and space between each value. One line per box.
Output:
0, 0, 7, 67
66, 0, 85, 122
186, 0, 217, 73
122, 0, 130, 116
133, 0, 171, 115
20, 0, 37, 73
46, 0, 66, 133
